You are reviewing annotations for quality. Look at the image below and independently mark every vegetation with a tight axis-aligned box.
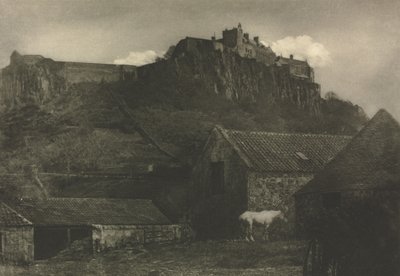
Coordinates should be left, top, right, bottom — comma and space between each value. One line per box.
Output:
0, 240, 305, 276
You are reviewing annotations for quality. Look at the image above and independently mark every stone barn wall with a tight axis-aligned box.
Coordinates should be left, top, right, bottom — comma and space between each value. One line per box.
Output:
248, 172, 313, 211
0, 226, 34, 263
92, 224, 182, 252
246, 172, 313, 240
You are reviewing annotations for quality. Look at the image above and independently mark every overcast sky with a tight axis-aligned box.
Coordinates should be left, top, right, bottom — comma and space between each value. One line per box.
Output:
1, 0, 400, 120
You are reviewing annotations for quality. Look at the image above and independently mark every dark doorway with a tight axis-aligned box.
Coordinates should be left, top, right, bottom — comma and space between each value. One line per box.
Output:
34, 226, 91, 260
210, 161, 225, 195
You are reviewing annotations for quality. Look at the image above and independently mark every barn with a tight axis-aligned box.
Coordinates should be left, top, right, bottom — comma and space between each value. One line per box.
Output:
295, 109, 400, 276
192, 126, 351, 239
0, 198, 182, 262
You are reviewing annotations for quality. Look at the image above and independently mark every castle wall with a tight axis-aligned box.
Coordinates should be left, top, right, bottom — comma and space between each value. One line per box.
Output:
61, 62, 137, 85
0, 53, 138, 107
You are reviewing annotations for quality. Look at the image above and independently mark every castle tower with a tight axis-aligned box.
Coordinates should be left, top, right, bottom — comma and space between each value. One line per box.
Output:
222, 23, 244, 49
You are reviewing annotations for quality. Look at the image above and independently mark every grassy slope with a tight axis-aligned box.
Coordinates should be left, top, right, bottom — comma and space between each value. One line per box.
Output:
0, 241, 305, 276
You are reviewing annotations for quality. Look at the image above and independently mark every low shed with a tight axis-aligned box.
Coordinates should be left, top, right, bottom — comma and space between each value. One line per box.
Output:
0, 198, 182, 262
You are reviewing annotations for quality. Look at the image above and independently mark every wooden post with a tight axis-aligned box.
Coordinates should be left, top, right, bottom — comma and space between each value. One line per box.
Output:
303, 240, 313, 276
67, 228, 71, 246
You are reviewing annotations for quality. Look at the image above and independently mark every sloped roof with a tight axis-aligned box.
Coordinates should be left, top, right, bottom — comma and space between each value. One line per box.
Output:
0, 202, 32, 226
9, 198, 171, 226
217, 127, 351, 172
297, 109, 400, 194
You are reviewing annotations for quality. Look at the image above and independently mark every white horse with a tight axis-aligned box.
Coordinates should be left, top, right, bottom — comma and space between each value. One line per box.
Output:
239, 210, 287, 242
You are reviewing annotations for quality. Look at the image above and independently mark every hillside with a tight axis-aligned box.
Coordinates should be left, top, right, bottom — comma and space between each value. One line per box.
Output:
0, 29, 368, 219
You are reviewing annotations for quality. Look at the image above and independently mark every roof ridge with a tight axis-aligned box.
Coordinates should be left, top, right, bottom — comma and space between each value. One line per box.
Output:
215, 126, 253, 168
44, 197, 152, 201
223, 128, 352, 139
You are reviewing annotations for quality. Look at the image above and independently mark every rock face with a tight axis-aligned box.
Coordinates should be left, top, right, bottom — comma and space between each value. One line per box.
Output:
0, 51, 137, 108
139, 41, 322, 114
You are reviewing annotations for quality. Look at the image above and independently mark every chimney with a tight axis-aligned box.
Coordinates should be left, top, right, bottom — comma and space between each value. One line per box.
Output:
254, 36, 259, 45
244, 33, 249, 40
290, 54, 294, 60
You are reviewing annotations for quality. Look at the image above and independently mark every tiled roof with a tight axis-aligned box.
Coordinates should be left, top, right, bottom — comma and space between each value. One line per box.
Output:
10, 198, 171, 226
0, 202, 32, 226
297, 109, 400, 194
217, 127, 351, 173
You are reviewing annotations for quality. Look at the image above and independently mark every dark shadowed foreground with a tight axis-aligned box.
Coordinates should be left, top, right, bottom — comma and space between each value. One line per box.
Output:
0, 240, 304, 276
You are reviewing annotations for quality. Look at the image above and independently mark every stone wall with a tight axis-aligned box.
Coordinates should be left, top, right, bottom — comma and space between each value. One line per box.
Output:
247, 172, 313, 211
62, 62, 137, 85
0, 226, 34, 263
92, 224, 182, 252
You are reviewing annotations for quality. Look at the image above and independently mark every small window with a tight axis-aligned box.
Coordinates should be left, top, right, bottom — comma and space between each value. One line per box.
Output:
295, 152, 309, 160
210, 161, 225, 195
322, 193, 341, 209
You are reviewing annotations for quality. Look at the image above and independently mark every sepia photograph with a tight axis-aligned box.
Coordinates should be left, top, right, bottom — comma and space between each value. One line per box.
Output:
0, 0, 399, 275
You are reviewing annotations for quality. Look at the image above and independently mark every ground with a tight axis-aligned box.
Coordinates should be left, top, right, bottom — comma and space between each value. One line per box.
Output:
0, 240, 305, 276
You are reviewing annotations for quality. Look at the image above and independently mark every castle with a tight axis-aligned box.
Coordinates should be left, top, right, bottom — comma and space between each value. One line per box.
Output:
0, 24, 318, 109
173, 23, 314, 82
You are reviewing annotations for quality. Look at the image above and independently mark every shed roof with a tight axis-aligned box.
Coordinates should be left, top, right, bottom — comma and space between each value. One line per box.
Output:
216, 127, 351, 173
9, 198, 171, 226
296, 109, 400, 194
0, 202, 32, 226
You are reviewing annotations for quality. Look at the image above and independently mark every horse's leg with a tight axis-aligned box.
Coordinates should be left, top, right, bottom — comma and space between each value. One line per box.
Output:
242, 221, 249, 241
249, 222, 255, 242
264, 224, 270, 242
245, 222, 250, 242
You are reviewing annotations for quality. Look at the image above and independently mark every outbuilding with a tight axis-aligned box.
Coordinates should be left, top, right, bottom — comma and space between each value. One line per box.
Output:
0, 198, 182, 262
295, 109, 400, 276
192, 126, 351, 239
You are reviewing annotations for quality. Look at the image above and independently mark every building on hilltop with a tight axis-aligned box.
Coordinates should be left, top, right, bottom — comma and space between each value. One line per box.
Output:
171, 23, 314, 81
0, 198, 183, 262
173, 23, 276, 66
275, 55, 314, 82
191, 126, 351, 239
221, 23, 277, 65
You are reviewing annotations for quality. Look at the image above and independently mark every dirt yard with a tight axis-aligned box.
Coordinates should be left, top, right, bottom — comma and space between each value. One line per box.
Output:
0, 240, 305, 276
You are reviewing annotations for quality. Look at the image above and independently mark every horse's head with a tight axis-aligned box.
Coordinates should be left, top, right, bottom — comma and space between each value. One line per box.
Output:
277, 210, 288, 223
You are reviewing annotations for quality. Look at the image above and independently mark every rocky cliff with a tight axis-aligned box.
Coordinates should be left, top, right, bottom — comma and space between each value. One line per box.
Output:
139, 43, 322, 115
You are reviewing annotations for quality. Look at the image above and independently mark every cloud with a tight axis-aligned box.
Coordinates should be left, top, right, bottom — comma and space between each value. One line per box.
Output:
270, 35, 332, 67
113, 50, 160, 66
